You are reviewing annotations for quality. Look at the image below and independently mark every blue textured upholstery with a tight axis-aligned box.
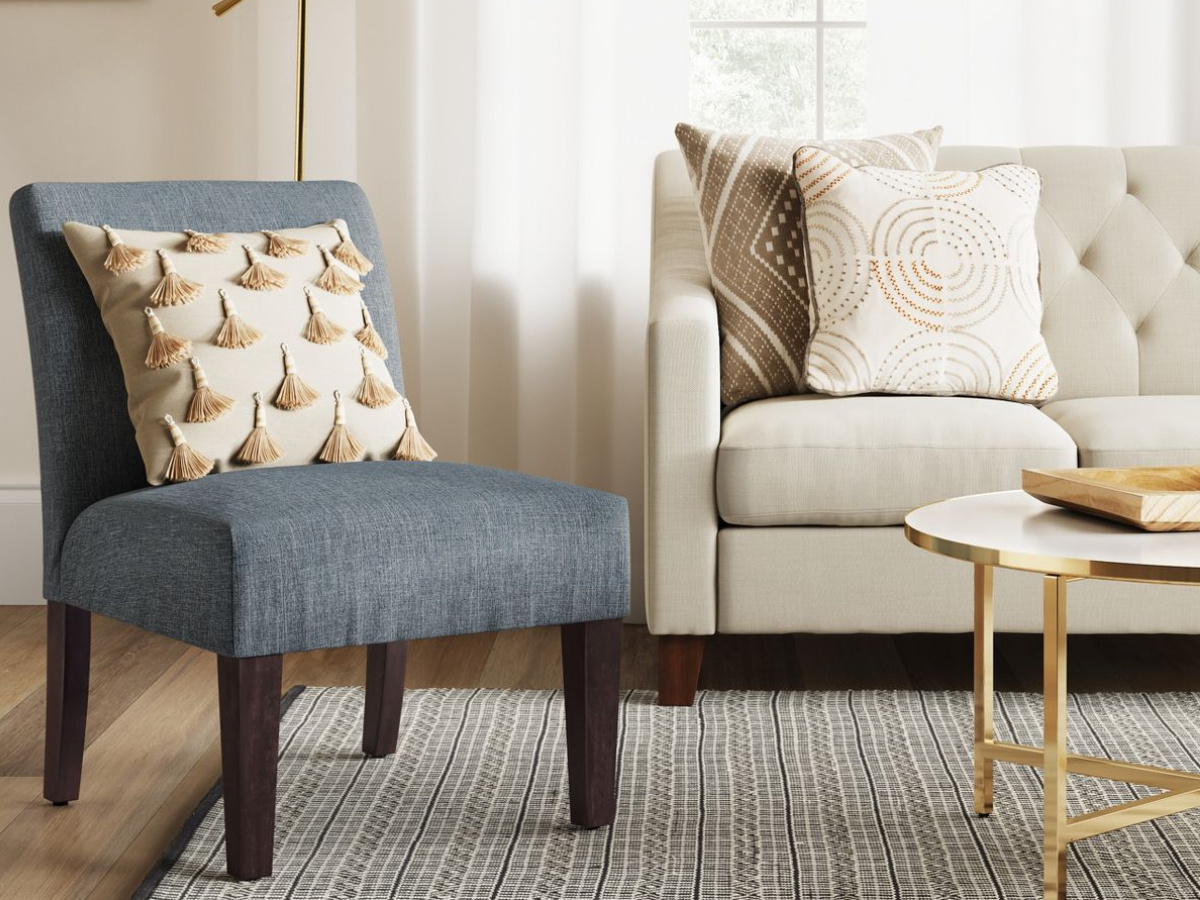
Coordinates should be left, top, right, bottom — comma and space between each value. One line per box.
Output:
10, 181, 630, 655
58, 462, 629, 656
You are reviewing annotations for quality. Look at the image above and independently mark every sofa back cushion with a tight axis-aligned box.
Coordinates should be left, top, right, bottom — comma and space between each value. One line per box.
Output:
936, 146, 1200, 400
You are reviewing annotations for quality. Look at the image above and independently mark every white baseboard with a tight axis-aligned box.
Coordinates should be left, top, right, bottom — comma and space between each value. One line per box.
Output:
0, 486, 43, 605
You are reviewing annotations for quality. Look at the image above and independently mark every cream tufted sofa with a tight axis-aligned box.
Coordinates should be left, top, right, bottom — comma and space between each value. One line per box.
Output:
647, 145, 1200, 704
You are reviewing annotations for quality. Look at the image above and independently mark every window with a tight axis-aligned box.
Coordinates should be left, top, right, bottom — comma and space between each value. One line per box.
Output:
689, 0, 867, 139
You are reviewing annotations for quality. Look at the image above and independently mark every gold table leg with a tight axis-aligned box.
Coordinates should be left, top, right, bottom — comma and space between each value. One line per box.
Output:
1043, 575, 1068, 900
972, 570, 1200, 897
960, 563, 1200, 895
974, 563, 994, 816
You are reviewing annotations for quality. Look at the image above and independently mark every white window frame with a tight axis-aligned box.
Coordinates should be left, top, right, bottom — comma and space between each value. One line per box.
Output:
689, 0, 867, 139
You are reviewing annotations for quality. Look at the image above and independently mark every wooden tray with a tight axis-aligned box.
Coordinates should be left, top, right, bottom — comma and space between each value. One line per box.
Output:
1023, 466, 1200, 531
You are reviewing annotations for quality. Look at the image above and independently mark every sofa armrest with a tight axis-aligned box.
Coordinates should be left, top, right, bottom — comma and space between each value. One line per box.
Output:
644, 151, 720, 635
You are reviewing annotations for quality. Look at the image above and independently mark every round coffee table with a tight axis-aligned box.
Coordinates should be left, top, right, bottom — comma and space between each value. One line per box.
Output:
905, 490, 1200, 900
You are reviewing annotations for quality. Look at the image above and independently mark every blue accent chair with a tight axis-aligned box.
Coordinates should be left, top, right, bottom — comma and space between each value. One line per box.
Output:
10, 181, 630, 881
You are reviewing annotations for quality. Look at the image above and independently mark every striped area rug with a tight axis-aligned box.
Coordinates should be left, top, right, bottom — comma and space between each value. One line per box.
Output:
137, 688, 1200, 899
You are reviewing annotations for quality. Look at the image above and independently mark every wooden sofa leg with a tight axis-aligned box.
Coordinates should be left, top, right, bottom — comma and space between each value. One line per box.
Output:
561, 618, 622, 828
658, 635, 705, 707
218, 654, 282, 881
363, 640, 407, 758
44, 601, 91, 805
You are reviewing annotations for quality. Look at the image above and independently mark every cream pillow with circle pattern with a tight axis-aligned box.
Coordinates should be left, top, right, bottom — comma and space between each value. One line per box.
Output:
794, 148, 1058, 403
63, 219, 435, 485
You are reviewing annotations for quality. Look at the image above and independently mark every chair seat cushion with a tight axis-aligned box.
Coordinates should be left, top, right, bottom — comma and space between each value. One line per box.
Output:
58, 462, 630, 657
716, 394, 1077, 526
1041, 396, 1200, 467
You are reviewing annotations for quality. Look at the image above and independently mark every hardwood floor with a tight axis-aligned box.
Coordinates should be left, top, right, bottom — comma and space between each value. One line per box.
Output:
5, 604, 1200, 898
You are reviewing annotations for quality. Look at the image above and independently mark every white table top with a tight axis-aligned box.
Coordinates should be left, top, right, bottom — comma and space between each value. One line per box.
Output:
905, 491, 1200, 584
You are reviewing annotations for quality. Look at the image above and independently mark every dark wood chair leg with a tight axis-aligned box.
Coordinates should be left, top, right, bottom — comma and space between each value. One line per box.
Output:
363, 640, 407, 757
561, 618, 622, 829
44, 601, 91, 805
217, 654, 282, 881
657, 634, 705, 707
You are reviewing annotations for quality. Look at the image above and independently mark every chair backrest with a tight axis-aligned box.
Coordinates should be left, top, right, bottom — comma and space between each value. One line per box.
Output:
654, 145, 1200, 403
9, 181, 403, 599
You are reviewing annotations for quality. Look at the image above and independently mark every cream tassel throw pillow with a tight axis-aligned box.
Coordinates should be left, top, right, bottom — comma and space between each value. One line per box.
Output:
63, 220, 433, 484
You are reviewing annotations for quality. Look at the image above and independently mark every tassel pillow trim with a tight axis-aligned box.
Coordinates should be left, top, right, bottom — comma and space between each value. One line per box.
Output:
235, 393, 285, 464
102, 225, 150, 274
303, 286, 347, 344
331, 220, 375, 275
184, 229, 230, 253
239, 245, 288, 291
274, 343, 320, 410
215, 289, 263, 349
162, 415, 214, 483
318, 391, 365, 463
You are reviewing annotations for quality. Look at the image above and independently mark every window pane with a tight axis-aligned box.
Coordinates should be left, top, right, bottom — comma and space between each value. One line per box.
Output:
822, 0, 866, 20
822, 26, 867, 139
689, 27, 817, 135
690, 0, 816, 21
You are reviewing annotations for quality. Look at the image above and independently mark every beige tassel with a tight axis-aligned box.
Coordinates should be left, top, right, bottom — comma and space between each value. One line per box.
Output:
239, 244, 288, 291
183, 229, 230, 253
303, 286, 347, 345
331, 220, 374, 275
316, 246, 364, 295
394, 398, 438, 461
235, 392, 284, 464
273, 342, 319, 410
355, 300, 389, 359
185, 357, 235, 423
149, 249, 203, 307
318, 390, 364, 463
144, 308, 191, 369
101, 225, 150, 274
263, 230, 309, 259
355, 347, 399, 408
162, 415, 213, 483
215, 289, 263, 349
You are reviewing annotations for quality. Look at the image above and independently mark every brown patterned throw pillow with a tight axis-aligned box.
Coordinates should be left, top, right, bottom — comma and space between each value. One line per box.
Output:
674, 123, 943, 406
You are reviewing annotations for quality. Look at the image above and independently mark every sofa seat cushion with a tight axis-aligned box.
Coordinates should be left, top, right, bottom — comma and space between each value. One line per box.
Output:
58, 461, 630, 657
716, 395, 1077, 526
1041, 396, 1200, 467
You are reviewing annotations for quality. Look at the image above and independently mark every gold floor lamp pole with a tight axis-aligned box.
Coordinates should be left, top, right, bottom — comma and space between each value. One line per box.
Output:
214, 0, 309, 182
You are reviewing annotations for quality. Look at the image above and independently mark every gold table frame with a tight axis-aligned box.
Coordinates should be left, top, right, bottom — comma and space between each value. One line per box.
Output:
906, 515, 1200, 900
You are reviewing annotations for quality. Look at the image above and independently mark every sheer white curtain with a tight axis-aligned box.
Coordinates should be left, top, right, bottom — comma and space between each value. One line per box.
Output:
868, 0, 1200, 145
357, 0, 690, 620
